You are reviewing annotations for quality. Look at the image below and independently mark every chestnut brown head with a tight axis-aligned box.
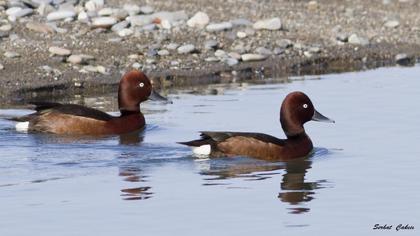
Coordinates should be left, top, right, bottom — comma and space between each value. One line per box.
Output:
118, 70, 153, 112
280, 91, 333, 137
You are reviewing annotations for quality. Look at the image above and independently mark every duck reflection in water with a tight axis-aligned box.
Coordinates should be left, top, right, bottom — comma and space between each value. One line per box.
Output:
197, 155, 327, 214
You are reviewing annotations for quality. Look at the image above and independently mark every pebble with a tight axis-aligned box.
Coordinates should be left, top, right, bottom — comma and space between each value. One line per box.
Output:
276, 39, 293, 48
177, 44, 196, 54
224, 57, 238, 66
304, 51, 313, 58
187, 11, 210, 28
228, 52, 241, 60
26, 22, 54, 33
395, 53, 412, 66
81, 65, 108, 74
307, 1, 318, 11
241, 53, 268, 61
0, 63, 4, 70
308, 46, 321, 53
111, 20, 129, 32
6, 7, 33, 18
204, 40, 218, 50
67, 54, 94, 64
92, 17, 117, 28
237, 31, 247, 38
255, 47, 272, 55
336, 33, 348, 42
230, 18, 252, 26
4, 51, 20, 58
348, 34, 369, 45
85, 0, 104, 12
214, 49, 227, 58
384, 20, 399, 28
206, 22, 233, 32
49, 46, 71, 56
123, 4, 140, 15
98, 8, 113, 16
132, 62, 141, 69
157, 49, 170, 56
47, 10, 76, 21
77, 11, 89, 22
0, 24, 12, 32
140, 6, 154, 14
117, 28, 133, 37
205, 57, 220, 62
253, 17, 281, 30
166, 43, 179, 50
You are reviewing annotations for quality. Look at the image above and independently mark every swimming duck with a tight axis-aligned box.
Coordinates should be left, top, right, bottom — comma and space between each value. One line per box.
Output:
178, 91, 334, 161
12, 70, 168, 135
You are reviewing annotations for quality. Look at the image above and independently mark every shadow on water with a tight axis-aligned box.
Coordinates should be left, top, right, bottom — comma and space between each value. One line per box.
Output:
195, 147, 332, 214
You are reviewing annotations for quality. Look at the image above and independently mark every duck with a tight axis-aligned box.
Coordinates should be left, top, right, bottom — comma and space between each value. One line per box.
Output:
178, 91, 334, 161
12, 70, 168, 135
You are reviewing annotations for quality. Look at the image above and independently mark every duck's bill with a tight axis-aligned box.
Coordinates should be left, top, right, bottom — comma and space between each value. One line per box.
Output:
149, 89, 172, 104
312, 109, 335, 123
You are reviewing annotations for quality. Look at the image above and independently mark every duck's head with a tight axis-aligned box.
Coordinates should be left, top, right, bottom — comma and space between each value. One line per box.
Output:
118, 70, 169, 113
280, 91, 334, 137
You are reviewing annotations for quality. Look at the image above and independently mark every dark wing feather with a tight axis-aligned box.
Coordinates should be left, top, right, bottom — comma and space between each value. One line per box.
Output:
11, 103, 113, 122
178, 131, 285, 147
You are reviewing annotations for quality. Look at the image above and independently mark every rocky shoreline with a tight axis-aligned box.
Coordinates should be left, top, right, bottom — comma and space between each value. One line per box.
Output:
1, 0, 420, 104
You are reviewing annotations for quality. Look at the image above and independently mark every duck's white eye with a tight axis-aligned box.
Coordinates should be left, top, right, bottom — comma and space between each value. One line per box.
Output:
139, 82, 144, 88
303, 104, 308, 109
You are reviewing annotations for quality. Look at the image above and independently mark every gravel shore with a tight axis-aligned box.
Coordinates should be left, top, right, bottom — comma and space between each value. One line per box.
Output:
1, 0, 420, 103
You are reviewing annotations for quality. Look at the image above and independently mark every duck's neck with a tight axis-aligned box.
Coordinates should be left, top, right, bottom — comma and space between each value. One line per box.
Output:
281, 117, 305, 138
120, 108, 141, 117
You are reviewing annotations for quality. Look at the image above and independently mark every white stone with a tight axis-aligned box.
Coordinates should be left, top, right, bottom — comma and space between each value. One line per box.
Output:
253, 17, 281, 30
177, 44, 195, 54
206, 22, 233, 32
384, 20, 399, 28
140, 6, 154, 14
348, 34, 369, 45
241, 53, 268, 61
117, 28, 133, 37
77, 11, 88, 21
236, 31, 247, 38
85, 0, 104, 12
92, 17, 117, 28
98, 8, 113, 16
187, 11, 209, 28
123, 4, 141, 16
47, 10, 76, 21
49, 46, 71, 56
0, 24, 12, 31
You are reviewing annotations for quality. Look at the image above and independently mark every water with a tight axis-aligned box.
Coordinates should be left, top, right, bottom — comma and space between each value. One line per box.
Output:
1, 66, 419, 235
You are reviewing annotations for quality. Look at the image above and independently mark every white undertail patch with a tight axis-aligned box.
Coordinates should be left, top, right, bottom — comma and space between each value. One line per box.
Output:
15, 122, 29, 132
192, 144, 211, 156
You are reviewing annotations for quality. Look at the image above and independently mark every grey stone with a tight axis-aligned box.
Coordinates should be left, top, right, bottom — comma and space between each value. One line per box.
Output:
230, 18, 252, 26
92, 17, 117, 28
384, 20, 399, 28
0, 24, 12, 32
224, 57, 238, 66
206, 22, 233, 32
67, 54, 95, 64
348, 34, 369, 45
177, 44, 196, 54
241, 53, 268, 61
253, 17, 281, 30
26, 22, 54, 33
187, 11, 209, 28
395, 53, 413, 66
276, 39, 293, 48
166, 43, 179, 50
4, 51, 20, 58
47, 10, 76, 21
140, 6, 154, 14
214, 49, 227, 58
204, 40, 218, 50
157, 49, 170, 56
49, 46, 71, 56
255, 47, 272, 55
111, 20, 129, 32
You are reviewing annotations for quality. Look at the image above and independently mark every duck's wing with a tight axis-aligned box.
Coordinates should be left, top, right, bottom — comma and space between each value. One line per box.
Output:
178, 131, 286, 146
12, 103, 113, 122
